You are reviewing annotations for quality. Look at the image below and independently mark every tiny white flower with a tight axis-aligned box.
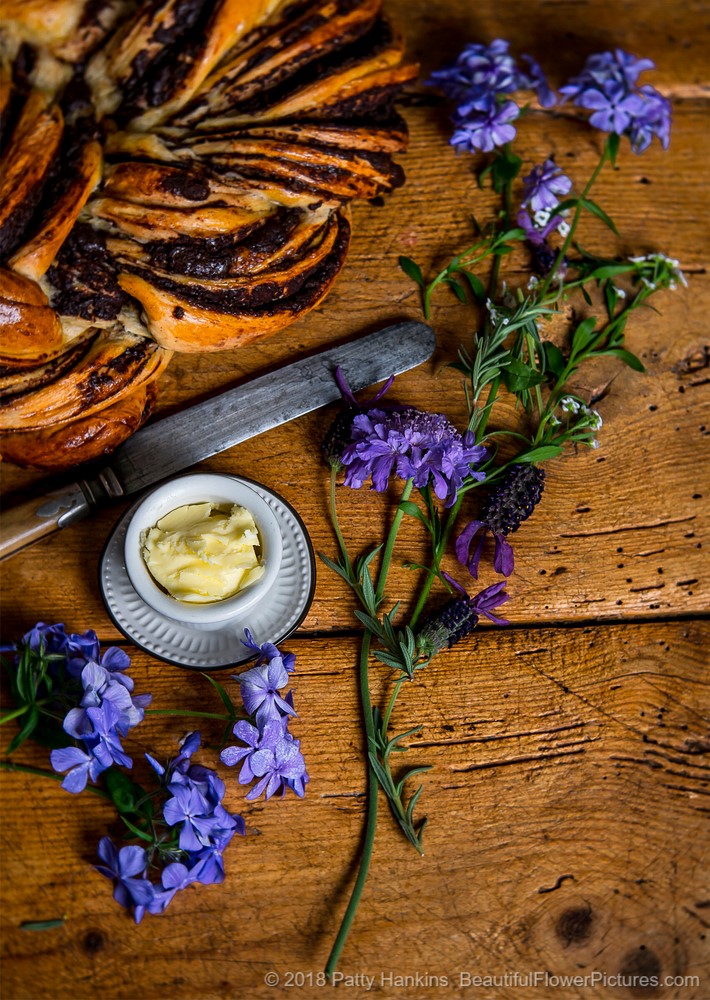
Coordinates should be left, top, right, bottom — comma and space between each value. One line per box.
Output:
557, 221, 570, 238
533, 209, 551, 228
590, 439, 600, 449
615, 287, 627, 299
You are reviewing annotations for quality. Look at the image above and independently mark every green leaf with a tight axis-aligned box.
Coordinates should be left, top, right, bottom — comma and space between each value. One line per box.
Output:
447, 276, 467, 303
581, 286, 593, 306
20, 919, 65, 932
201, 672, 236, 717
501, 356, 547, 393
104, 769, 146, 815
550, 197, 578, 217
543, 342, 566, 377
606, 132, 620, 167
461, 270, 485, 302
317, 551, 352, 583
590, 263, 633, 280
398, 499, 429, 528
120, 815, 154, 843
517, 445, 564, 463
6, 703, 39, 755
398, 255, 424, 287
581, 198, 618, 235
571, 316, 598, 354
602, 348, 646, 372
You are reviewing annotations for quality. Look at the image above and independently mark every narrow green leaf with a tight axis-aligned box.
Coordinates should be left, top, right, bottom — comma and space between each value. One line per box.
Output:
581, 198, 619, 235
104, 769, 145, 815
20, 919, 65, 932
543, 342, 566, 377
447, 275, 467, 303
572, 316, 598, 353
398, 255, 424, 287
602, 348, 646, 372
606, 132, 620, 166
516, 445, 564, 463
462, 270, 485, 302
581, 286, 593, 306
120, 816, 154, 843
6, 703, 39, 755
549, 197, 578, 217
398, 499, 428, 526
201, 672, 236, 716
590, 263, 633, 280
317, 551, 351, 583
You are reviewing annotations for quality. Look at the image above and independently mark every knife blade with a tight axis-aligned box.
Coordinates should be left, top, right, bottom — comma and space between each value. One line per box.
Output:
0, 320, 435, 561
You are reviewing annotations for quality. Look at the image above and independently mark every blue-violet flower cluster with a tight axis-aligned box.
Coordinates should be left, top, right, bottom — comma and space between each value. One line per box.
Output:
341, 407, 487, 506
560, 49, 670, 151
4, 623, 150, 793
97, 732, 244, 923
220, 630, 308, 800
428, 39, 555, 153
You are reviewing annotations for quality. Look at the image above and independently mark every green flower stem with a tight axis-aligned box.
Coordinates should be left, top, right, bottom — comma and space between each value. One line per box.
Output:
409, 493, 464, 632
538, 141, 612, 299
145, 709, 233, 721
0, 761, 112, 799
382, 677, 406, 734
329, 464, 352, 574
0, 702, 46, 726
325, 630, 378, 980
375, 480, 413, 605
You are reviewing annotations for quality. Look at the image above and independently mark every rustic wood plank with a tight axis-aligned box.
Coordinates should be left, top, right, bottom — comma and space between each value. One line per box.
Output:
1, 623, 707, 999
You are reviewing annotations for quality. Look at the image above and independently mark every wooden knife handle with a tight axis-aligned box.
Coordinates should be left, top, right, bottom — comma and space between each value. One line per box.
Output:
0, 483, 91, 562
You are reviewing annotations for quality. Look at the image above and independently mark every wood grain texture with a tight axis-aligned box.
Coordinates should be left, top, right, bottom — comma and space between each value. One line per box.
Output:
1, 624, 708, 999
1, 0, 709, 998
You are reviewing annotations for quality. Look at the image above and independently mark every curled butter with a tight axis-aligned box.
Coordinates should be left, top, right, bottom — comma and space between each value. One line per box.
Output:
141, 502, 264, 604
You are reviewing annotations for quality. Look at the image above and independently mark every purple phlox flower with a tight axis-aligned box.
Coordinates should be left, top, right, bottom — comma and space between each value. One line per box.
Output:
237, 659, 295, 728
241, 628, 295, 673
63, 629, 100, 677
521, 54, 556, 108
244, 721, 307, 801
516, 207, 566, 248
50, 744, 107, 792
628, 85, 671, 152
342, 407, 487, 506
220, 719, 264, 782
186, 826, 242, 886
576, 79, 647, 135
163, 781, 221, 851
96, 838, 155, 922
560, 49, 669, 151
521, 159, 572, 213
451, 97, 519, 154
428, 39, 525, 103
147, 730, 202, 781
84, 702, 133, 770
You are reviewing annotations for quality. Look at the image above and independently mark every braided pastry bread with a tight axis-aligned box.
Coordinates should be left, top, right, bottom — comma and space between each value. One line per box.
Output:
0, 0, 416, 469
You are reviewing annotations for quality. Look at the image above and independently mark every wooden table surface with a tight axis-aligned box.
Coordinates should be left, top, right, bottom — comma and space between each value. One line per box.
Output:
1, 2, 709, 998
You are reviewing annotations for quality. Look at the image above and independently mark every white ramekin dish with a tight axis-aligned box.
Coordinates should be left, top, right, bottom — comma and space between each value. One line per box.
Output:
123, 473, 283, 628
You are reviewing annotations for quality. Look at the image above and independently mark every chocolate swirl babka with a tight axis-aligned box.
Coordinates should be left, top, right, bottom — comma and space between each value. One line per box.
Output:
0, 0, 416, 469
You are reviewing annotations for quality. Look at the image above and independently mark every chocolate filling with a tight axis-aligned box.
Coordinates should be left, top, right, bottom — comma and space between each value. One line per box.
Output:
47, 223, 129, 321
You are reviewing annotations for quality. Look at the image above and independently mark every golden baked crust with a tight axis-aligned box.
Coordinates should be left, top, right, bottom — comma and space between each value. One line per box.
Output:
0, 0, 416, 469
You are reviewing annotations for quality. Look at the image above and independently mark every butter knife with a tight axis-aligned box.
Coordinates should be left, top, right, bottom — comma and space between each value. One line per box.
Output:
0, 320, 435, 561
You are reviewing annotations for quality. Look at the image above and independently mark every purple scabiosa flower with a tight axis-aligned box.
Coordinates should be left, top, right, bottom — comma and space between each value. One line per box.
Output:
560, 49, 670, 151
321, 367, 398, 470
456, 464, 546, 578
521, 159, 572, 214
451, 97, 520, 154
342, 407, 487, 506
416, 579, 510, 656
